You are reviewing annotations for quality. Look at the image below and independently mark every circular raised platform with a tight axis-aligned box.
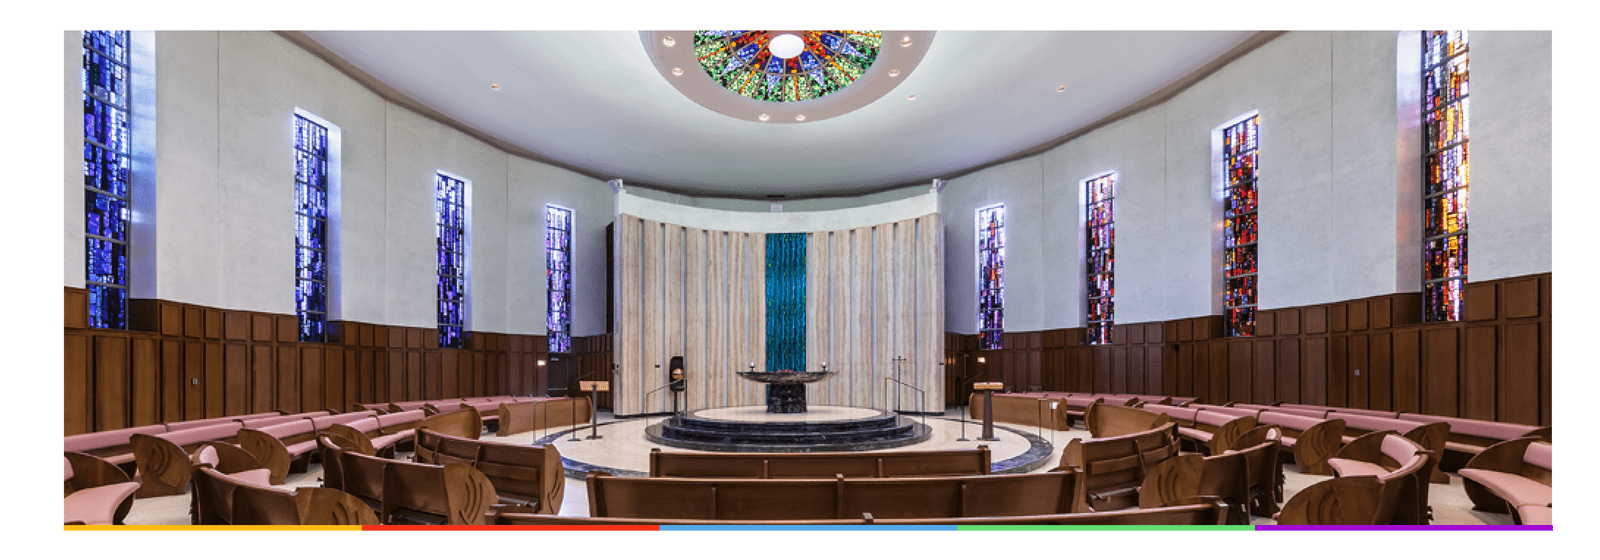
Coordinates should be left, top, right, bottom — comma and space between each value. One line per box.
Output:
643, 406, 931, 452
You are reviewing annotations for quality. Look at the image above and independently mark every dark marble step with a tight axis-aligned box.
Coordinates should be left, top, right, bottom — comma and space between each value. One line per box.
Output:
643, 410, 934, 452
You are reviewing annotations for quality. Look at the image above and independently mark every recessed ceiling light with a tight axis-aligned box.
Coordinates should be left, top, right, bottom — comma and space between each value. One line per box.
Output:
1057, 85, 1067, 92
758, 114, 770, 121
795, 114, 806, 122
489, 83, 500, 90
888, 69, 901, 77
672, 67, 683, 76
907, 94, 916, 101
900, 36, 912, 47
662, 36, 675, 47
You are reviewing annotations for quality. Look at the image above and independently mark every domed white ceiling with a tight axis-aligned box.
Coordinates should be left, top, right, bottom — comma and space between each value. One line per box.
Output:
296, 30, 1263, 199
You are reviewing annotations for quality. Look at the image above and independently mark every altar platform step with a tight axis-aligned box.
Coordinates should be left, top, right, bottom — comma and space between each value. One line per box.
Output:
642, 407, 932, 452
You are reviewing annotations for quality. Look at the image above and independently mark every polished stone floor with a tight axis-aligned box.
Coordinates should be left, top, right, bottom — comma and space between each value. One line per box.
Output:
119, 407, 1516, 526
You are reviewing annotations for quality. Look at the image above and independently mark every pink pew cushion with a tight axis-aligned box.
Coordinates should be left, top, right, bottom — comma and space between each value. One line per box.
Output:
63, 457, 74, 481
372, 432, 410, 450
1459, 468, 1553, 508
378, 410, 426, 429
158, 423, 242, 447
1524, 442, 1552, 470
255, 419, 315, 440
64, 481, 140, 525
64, 425, 168, 454
1327, 458, 1391, 478
1517, 505, 1553, 525
1176, 427, 1213, 443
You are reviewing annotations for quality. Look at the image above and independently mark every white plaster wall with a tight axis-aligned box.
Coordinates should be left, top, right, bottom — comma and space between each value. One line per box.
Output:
1471, 31, 1553, 281
1330, 31, 1411, 299
152, 32, 219, 305
383, 107, 510, 331
64, 31, 84, 288
1043, 106, 1167, 326
508, 159, 613, 337
942, 158, 1044, 333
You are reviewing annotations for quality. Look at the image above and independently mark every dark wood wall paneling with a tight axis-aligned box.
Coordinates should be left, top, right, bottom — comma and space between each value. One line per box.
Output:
63, 289, 561, 435
939, 273, 1551, 425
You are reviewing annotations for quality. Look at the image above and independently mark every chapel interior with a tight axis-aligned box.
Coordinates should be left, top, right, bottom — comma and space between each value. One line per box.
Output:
57, 26, 1558, 537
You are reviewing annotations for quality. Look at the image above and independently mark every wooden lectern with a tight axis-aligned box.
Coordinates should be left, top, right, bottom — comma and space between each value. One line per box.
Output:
973, 382, 1004, 441
579, 381, 609, 440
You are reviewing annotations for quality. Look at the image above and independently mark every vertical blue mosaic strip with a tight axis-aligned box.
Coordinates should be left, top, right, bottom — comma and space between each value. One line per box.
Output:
765, 233, 806, 372
437, 174, 467, 349
546, 205, 573, 353
294, 115, 329, 342
83, 30, 131, 330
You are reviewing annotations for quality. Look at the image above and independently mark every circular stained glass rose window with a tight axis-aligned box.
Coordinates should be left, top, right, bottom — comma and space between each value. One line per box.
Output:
694, 31, 882, 103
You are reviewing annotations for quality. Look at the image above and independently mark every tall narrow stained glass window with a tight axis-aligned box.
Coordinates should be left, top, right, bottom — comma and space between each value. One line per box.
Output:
1085, 173, 1115, 345
436, 173, 468, 348
294, 115, 330, 342
546, 205, 573, 353
1223, 115, 1260, 337
977, 204, 1005, 350
83, 30, 132, 330
1423, 31, 1469, 322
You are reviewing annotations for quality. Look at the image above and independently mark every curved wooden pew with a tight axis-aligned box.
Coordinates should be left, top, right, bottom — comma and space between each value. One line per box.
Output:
192, 465, 378, 525
334, 449, 499, 525
412, 428, 565, 514
64, 452, 141, 525
1056, 422, 1181, 511
493, 501, 1226, 526
647, 446, 991, 479
1084, 403, 1170, 439
1256, 411, 1345, 475
1326, 431, 1433, 524
1458, 437, 1552, 525
586, 469, 1084, 521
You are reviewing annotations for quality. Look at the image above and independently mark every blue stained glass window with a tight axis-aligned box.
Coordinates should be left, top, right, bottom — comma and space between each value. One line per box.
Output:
1085, 173, 1115, 345
1423, 31, 1469, 322
1223, 114, 1260, 337
977, 204, 1005, 350
294, 115, 330, 342
546, 205, 573, 353
437, 173, 468, 348
83, 30, 131, 330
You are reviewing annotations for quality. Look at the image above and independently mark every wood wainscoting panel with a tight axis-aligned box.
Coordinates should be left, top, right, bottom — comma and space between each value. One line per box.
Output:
406, 350, 422, 401
1276, 339, 1300, 405
1208, 340, 1228, 405
205, 309, 223, 339
386, 350, 405, 403
223, 343, 249, 416
441, 349, 460, 399
1228, 340, 1252, 404
1329, 336, 1348, 407
1371, 297, 1393, 330
1422, 328, 1459, 417
1176, 344, 1194, 398
1146, 346, 1164, 396
251, 346, 275, 413
65, 334, 91, 435
1464, 284, 1497, 322
1111, 347, 1128, 394
1504, 278, 1540, 319
183, 341, 205, 420
94, 336, 129, 431
301, 347, 323, 413
159, 302, 183, 337
276, 346, 300, 413
1304, 307, 1327, 335
65, 289, 88, 330
1349, 300, 1369, 331
205, 342, 224, 418
1462, 326, 1498, 421
1128, 346, 1145, 395
276, 316, 296, 345
160, 339, 184, 422
1368, 333, 1393, 412
1256, 312, 1276, 337
1330, 304, 1348, 334
1392, 330, 1420, 414
184, 306, 204, 338
323, 347, 344, 413
224, 312, 250, 341
252, 315, 274, 343
1540, 320, 1551, 427
1253, 340, 1275, 405
1278, 309, 1300, 336
1348, 334, 1369, 410
1502, 322, 1541, 426
1302, 338, 1327, 406
424, 351, 441, 401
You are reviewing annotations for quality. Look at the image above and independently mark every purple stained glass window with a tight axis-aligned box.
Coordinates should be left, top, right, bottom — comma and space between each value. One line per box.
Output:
294, 115, 330, 342
1085, 174, 1115, 345
84, 30, 131, 330
546, 205, 573, 353
977, 204, 1005, 350
1223, 115, 1260, 337
1423, 31, 1469, 322
437, 173, 468, 348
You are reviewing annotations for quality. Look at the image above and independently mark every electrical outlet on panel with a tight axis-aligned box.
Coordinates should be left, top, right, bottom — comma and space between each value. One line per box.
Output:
1354, 369, 1361, 377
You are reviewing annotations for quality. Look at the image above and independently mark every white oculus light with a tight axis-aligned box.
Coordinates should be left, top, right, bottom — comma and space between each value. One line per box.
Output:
769, 33, 805, 59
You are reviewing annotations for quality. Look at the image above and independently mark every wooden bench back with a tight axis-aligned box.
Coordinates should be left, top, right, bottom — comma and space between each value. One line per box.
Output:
413, 428, 565, 514
1060, 422, 1178, 509
1085, 403, 1170, 438
648, 447, 991, 479
419, 408, 482, 440
586, 470, 1082, 521
494, 502, 1224, 526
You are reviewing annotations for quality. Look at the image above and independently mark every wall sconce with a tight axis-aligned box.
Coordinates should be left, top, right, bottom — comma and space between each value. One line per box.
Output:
537, 360, 547, 367
977, 356, 986, 364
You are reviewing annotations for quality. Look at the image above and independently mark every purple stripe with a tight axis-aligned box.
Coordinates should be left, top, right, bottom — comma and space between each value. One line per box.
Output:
1257, 525, 1552, 531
